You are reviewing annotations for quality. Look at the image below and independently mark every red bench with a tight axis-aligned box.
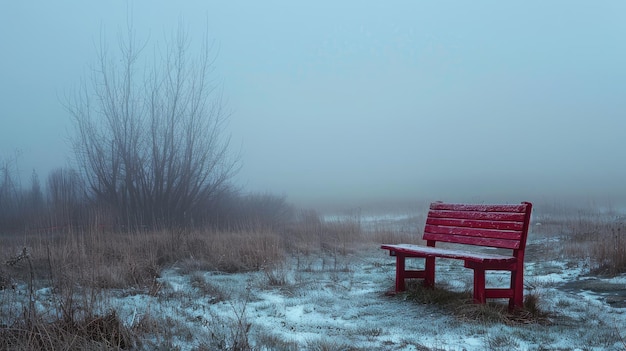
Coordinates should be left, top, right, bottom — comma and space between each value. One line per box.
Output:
381, 201, 533, 310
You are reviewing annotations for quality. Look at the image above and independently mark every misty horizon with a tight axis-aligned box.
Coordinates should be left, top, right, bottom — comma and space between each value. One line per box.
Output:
2, 1, 626, 209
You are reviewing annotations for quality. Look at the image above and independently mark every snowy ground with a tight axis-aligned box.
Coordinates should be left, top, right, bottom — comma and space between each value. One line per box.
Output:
123, 235, 624, 349
4, 216, 626, 350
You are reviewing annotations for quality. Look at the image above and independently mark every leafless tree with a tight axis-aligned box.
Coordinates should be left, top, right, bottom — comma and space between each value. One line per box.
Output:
26, 170, 45, 226
0, 155, 46, 231
0, 156, 20, 229
47, 168, 86, 230
66, 22, 237, 229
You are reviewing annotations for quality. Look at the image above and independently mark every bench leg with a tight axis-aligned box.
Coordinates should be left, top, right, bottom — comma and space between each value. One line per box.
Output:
424, 256, 435, 287
510, 269, 524, 310
395, 254, 406, 291
473, 268, 486, 304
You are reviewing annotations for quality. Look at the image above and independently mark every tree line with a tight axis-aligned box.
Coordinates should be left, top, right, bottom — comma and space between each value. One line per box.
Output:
0, 159, 292, 234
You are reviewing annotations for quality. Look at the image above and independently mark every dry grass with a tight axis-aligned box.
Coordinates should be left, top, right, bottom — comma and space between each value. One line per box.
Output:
281, 209, 364, 255
554, 212, 626, 275
0, 310, 134, 351
0, 211, 367, 349
1, 246, 135, 350
1, 228, 287, 292
14, 203, 621, 349
402, 281, 552, 326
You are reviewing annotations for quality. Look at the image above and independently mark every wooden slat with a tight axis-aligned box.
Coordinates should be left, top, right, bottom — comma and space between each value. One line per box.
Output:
424, 224, 522, 240
430, 203, 529, 213
428, 210, 526, 222
426, 217, 524, 231
485, 288, 515, 299
422, 233, 521, 249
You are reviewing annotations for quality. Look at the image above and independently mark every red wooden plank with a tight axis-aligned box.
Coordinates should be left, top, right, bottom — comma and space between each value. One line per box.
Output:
424, 224, 522, 240
465, 259, 518, 271
484, 288, 515, 299
430, 203, 529, 213
428, 210, 526, 222
421, 232, 521, 249
426, 217, 524, 231
404, 270, 427, 279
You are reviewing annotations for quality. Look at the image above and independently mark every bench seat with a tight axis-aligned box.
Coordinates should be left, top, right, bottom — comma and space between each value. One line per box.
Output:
380, 243, 517, 265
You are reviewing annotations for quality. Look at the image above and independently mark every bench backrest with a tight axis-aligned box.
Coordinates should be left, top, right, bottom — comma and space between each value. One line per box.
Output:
423, 202, 533, 254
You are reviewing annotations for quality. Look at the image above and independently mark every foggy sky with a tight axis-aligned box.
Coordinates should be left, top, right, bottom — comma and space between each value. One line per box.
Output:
2, 1, 626, 207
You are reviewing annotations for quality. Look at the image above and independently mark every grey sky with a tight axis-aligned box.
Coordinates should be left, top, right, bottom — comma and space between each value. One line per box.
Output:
1, 1, 625, 207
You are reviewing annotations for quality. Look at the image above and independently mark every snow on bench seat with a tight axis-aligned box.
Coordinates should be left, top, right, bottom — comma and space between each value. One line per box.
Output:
380, 243, 517, 264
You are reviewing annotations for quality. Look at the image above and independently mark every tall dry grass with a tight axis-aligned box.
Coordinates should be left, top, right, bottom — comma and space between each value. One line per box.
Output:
534, 204, 626, 275
563, 216, 626, 275
281, 209, 364, 255
1, 228, 288, 292
0, 210, 369, 350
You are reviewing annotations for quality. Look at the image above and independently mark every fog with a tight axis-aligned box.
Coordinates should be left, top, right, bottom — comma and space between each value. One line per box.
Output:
2, 1, 626, 208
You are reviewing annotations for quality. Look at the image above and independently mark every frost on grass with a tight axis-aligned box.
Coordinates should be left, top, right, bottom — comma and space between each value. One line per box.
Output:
77, 247, 624, 350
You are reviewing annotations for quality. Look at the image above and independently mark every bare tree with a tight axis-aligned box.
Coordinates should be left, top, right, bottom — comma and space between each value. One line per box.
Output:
0, 155, 46, 232
25, 170, 45, 227
66, 22, 237, 229
0, 156, 20, 230
47, 168, 86, 230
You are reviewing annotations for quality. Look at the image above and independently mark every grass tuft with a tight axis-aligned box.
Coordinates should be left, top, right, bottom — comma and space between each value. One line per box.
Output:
0, 309, 134, 350
402, 281, 552, 326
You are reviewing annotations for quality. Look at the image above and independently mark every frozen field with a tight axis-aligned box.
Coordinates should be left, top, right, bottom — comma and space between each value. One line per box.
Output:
101, 240, 626, 348
2, 211, 626, 350
141, 244, 625, 350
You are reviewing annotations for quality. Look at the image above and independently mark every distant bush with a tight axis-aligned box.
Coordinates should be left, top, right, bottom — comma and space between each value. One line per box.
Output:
0, 157, 49, 233
203, 191, 295, 231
